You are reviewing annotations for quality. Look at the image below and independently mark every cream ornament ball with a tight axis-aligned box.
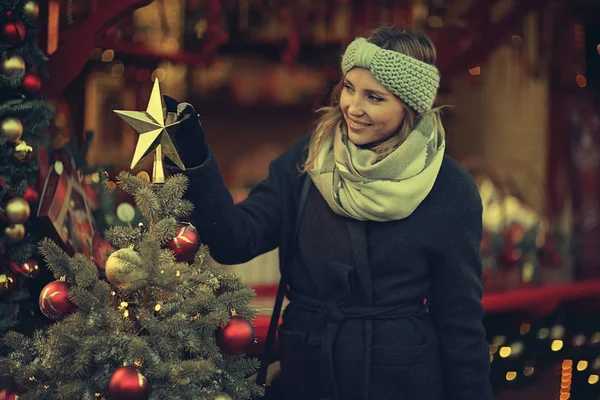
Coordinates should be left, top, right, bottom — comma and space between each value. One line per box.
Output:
105, 248, 146, 290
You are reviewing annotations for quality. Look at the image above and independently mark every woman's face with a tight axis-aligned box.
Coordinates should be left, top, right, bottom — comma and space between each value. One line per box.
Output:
339, 68, 406, 146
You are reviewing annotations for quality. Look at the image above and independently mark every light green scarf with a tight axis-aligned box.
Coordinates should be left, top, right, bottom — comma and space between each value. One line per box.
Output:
307, 115, 445, 221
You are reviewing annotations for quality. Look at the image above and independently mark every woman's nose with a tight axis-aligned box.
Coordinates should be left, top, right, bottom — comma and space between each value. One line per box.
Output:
347, 96, 364, 116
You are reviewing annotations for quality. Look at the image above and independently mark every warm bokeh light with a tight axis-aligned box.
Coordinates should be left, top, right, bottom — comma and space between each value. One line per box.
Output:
111, 63, 125, 78
576, 74, 587, 88
577, 360, 588, 371
469, 66, 481, 75
151, 68, 167, 82
499, 346, 512, 358
101, 49, 115, 63
428, 15, 444, 28
511, 35, 524, 46
552, 340, 564, 351
90, 48, 102, 60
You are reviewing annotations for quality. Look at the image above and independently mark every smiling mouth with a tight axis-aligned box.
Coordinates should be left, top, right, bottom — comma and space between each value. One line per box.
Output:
347, 119, 372, 129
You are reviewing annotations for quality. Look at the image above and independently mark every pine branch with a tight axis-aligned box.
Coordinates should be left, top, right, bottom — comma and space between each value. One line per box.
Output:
67, 287, 93, 314
91, 280, 114, 305
168, 359, 215, 385
170, 199, 195, 220
71, 253, 99, 289
105, 225, 140, 248
38, 238, 71, 279
133, 185, 161, 223
192, 245, 212, 270
55, 382, 85, 400
137, 237, 162, 277
2, 330, 31, 353
116, 171, 147, 196
0, 69, 25, 90
158, 174, 189, 208
152, 217, 178, 245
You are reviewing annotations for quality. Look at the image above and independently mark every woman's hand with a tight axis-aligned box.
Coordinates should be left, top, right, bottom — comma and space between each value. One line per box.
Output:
163, 95, 207, 167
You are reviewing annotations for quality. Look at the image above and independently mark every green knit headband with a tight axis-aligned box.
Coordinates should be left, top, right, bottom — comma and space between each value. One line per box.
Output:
341, 37, 440, 114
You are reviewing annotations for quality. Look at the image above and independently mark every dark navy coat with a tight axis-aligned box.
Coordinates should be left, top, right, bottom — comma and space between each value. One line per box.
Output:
176, 135, 492, 400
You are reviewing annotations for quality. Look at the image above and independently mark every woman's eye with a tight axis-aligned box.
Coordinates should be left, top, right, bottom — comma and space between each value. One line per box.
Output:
343, 84, 353, 91
369, 95, 382, 102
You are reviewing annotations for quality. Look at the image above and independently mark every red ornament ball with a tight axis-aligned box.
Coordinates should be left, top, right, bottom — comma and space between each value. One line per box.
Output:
166, 223, 201, 262
109, 366, 149, 400
216, 316, 256, 355
0, 390, 20, 400
23, 186, 39, 204
9, 258, 39, 278
22, 74, 41, 93
39, 280, 76, 320
2, 21, 26, 45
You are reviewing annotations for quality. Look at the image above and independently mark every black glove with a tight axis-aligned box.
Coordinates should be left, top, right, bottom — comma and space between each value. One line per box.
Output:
163, 95, 207, 167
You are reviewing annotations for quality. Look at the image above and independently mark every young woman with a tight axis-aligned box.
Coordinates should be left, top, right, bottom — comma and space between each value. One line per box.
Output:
165, 26, 492, 400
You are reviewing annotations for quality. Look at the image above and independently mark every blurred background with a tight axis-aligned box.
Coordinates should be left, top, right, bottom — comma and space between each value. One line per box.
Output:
28, 0, 600, 398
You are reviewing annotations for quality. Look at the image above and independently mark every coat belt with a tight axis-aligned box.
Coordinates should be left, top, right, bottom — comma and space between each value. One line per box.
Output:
286, 290, 427, 400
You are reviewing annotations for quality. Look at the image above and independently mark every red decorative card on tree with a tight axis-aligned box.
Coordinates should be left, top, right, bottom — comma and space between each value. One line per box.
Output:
36, 149, 109, 267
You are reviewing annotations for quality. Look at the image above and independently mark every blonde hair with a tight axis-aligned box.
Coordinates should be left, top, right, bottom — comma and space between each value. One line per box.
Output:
301, 26, 445, 173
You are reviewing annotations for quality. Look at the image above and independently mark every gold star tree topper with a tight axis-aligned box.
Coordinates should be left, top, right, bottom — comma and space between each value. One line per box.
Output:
114, 78, 189, 183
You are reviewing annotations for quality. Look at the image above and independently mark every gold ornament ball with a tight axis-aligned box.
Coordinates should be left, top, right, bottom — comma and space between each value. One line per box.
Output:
14, 140, 33, 163
0, 271, 17, 295
105, 248, 145, 290
214, 395, 232, 400
1, 118, 23, 143
1, 55, 26, 75
23, 1, 40, 18
5, 224, 25, 243
5, 197, 30, 224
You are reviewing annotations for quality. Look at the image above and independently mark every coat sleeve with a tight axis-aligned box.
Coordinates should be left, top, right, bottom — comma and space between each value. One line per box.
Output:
430, 175, 492, 400
170, 143, 287, 265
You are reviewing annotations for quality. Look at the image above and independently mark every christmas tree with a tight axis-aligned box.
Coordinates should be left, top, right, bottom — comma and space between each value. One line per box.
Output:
0, 0, 54, 333
0, 171, 261, 400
